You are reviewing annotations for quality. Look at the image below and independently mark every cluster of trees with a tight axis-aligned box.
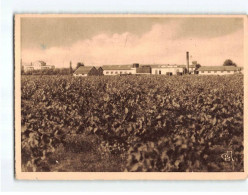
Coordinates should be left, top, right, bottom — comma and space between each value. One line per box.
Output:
194, 59, 237, 70
223, 59, 237, 67
22, 68, 73, 75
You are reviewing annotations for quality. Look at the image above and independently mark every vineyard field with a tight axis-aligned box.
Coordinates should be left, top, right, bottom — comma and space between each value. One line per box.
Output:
21, 74, 244, 172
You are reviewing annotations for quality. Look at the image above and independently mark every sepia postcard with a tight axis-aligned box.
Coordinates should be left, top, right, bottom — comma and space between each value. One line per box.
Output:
15, 14, 248, 180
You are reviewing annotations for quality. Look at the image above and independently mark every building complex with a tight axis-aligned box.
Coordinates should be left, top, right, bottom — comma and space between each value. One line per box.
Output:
22, 61, 55, 72
22, 52, 242, 76
73, 52, 242, 76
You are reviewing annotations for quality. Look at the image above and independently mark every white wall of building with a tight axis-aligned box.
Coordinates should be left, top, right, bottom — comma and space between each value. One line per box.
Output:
198, 70, 239, 75
23, 66, 34, 71
103, 69, 136, 75
73, 73, 87, 77
23, 62, 54, 72
32, 62, 42, 70
151, 67, 184, 75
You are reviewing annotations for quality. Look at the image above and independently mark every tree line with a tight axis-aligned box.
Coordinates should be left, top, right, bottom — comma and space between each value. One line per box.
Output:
21, 63, 74, 75
21, 68, 74, 75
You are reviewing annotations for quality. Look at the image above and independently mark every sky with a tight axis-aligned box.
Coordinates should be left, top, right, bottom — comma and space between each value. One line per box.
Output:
21, 16, 244, 68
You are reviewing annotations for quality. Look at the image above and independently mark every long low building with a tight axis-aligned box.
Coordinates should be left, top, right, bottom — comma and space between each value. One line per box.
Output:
102, 64, 137, 75
197, 66, 242, 75
101, 63, 195, 76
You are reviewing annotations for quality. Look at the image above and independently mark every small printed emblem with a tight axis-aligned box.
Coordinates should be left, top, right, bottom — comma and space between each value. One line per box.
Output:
221, 151, 234, 162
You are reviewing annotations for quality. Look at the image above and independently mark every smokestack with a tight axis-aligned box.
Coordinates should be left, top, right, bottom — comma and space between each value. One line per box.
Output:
186, 51, 189, 74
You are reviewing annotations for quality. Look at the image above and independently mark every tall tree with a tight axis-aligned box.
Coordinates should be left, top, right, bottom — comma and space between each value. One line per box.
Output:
76, 62, 84, 69
21, 65, 25, 74
69, 61, 73, 74
195, 64, 201, 69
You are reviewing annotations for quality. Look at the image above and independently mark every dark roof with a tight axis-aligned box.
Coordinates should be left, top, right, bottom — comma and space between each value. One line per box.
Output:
74, 66, 94, 74
102, 65, 133, 70
97, 67, 103, 74
177, 65, 196, 68
198, 66, 241, 71
136, 66, 151, 73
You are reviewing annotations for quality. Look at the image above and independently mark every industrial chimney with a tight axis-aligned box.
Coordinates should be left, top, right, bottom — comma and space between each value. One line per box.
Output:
186, 51, 189, 74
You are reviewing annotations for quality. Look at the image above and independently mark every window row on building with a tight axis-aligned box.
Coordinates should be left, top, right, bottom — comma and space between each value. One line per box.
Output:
105, 71, 132, 75
200, 70, 238, 73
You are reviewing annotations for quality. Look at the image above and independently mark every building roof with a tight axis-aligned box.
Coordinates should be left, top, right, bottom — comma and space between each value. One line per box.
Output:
143, 64, 195, 68
74, 66, 94, 74
102, 65, 133, 70
102, 64, 196, 69
197, 66, 241, 71
136, 66, 151, 73
177, 65, 196, 68
143, 64, 173, 68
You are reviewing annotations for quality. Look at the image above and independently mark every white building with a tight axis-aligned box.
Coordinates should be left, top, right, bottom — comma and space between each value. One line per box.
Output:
102, 64, 137, 75
150, 64, 185, 75
197, 66, 241, 75
23, 61, 55, 72
101, 63, 198, 76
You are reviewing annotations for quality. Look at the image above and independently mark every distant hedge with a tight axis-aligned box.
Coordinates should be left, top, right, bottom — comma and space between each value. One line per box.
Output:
22, 68, 72, 75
